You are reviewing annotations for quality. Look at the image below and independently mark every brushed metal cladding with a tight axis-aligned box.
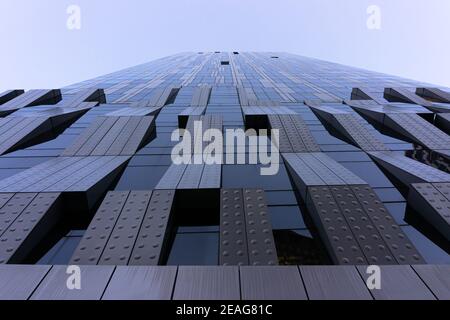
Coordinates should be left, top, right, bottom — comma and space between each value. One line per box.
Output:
240, 266, 307, 300
220, 189, 249, 266
333, 113, 389, 151
0, 193, 62, 264
70, 191, 130, 265
356, 265, 435, 300
300, 265, 373, 300
102, 266, 177, 300
98, 191, 153, 265
0, 89, 61, 116
63, 116, 155, 156
242, 189, 278, 265
0, 264, 51, 300
436, 113, 450, 134
0, 89, 24, 105
385, 113, 450, 150
155, 164, 187, 189
306, 186, 367, 265
351, 185, 425, 264
177, 164, 204, 189
329, 186, 396, 265
412, 265, 450, 300
408, 183, 450, 242
384, 87, 434, 107
173, 266, 240, 300
31, 265, 115, 300
417, 88, 450, 103
129, 190, 175, 265
368, 151, 450, 184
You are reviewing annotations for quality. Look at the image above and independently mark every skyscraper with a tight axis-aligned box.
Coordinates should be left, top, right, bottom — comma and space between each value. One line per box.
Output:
0, 52, 449, 300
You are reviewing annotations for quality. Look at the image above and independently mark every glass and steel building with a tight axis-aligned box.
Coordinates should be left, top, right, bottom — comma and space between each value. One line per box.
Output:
0, 52, 449, 300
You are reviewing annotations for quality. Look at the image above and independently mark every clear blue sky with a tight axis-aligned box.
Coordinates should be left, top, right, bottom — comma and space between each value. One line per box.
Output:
1, 0, 449, 91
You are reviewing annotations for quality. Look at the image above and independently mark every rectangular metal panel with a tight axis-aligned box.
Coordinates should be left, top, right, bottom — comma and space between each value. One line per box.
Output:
300, 265, 372, 300
242, 189, 278, 265
0, 89, 24, 105
31, 265, 115, 300
306, 186, 367, 265
368, 151, 450, 184
70, 191, 130, 264
75, 117, 119, 156
356, 265, 435, 300
177, 164, 204, 189
155, 164, 187, 190
129, 190, 175, 265
199, 164, 221, 189
240, 266, 307, 300
412, 265, 450, 300
173, 266, 240, 300
105, 116, 141, 155
0, 193, 62, 264
91, 116, 130, 156
98, 191, 152, 265
329, 186, 396, 265
0, 264, 51, 300
408, 183, 450, 242
121, 116, 155, 155
220, 189, 249, 265
102, 266, 177, 300
61, 117, 108, 156
351, 185, 425, 264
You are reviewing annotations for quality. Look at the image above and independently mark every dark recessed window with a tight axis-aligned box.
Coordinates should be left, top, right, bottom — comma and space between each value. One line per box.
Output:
233, 52, 239, 55
221, 61, 230, 66
271, 56, 279, 59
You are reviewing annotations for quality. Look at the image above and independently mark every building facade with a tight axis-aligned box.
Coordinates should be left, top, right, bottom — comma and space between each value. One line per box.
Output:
0, 52, 449, 300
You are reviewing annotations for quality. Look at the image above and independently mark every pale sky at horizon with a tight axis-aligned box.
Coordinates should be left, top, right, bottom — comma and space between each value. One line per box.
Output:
1, 0, 450, 92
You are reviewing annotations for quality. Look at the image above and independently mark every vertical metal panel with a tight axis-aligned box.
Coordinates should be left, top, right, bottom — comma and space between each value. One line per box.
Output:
0, 193, 62, 264
129, 190, 175, 265
102, 266, 177, 300
121, 116, 155, 155
329, 186, 396, 265
220, 189, 249, 265
352, 185, 425, 264
155, 164, 187, 189
70, 191, 130, 265
0, 265, 51, 300
306, 186, 367, 265
300, 265, 372, 300
356, 265, 435, 300
412, 265, 450, 300
90, 116, 130, 156
31, 265, 115, 300
98, 191, 153, 265
61, 117, 108, 156
240, 266, 307, 300
408, 183, 450, 242
173, 266, 240, 300
242, 189, 278, 265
